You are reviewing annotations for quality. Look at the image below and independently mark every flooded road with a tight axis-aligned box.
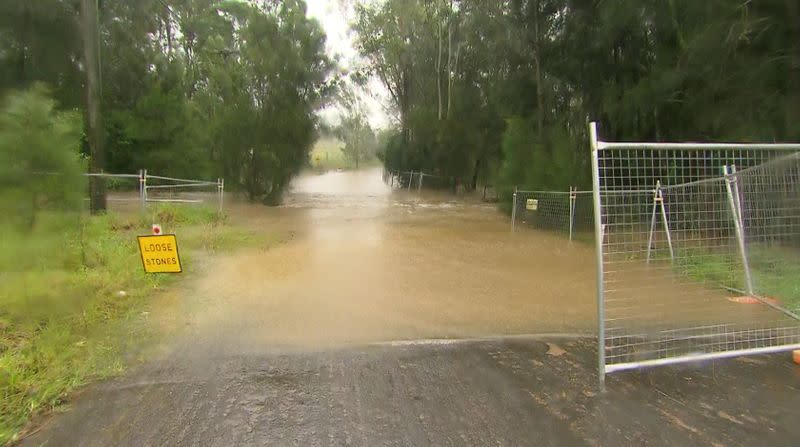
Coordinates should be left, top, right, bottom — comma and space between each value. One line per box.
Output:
26, 168, 800, 446
194, 167, 597, 350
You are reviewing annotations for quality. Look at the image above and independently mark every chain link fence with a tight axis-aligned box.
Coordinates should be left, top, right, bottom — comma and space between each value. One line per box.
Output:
511, 188, 593, 242
589, 122, 800, 388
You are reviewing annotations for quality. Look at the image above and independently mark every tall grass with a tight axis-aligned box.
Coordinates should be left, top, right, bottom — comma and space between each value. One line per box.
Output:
0, 205, 246, 444
674, 245, 800, 309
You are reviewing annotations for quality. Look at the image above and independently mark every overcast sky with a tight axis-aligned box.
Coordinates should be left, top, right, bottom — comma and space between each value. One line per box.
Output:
305, 0, 392, 130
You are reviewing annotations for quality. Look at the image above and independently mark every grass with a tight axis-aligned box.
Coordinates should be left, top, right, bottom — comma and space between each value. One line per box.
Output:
309, 137, 379, 171
748, 246, 800, 310
0, 204, 258, 444
673, 245, 800, 309
310, 137, 347, 171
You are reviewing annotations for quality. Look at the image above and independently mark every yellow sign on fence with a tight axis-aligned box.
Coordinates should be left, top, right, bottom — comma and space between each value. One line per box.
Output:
137, 234, 182, 273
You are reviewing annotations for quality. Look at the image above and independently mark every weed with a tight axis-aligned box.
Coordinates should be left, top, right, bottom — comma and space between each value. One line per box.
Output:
0, 205, 249, 444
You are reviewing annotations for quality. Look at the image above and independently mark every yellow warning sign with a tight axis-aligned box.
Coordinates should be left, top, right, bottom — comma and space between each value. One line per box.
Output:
137, 234, 182, 273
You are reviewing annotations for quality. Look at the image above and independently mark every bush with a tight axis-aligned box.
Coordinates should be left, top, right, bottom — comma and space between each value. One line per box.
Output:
494, 116, 591, 211
0, 204, 232, 443
0, 85, 85, 230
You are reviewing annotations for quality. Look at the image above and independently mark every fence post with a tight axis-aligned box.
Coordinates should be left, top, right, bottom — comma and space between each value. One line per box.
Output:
646, 182, 659, 263
408, 172, 413, 191
569, 186, 577, 241
646, 180, 674, 263
723, 165, 754, 296
657, 185, 675, 262
730, 165, 744, 228
589, 121, 605, 392
418, 173, 424, 192
218, 178, 225, 214
141, 169, 148, 208
511, 188, 518, 232
138, 169, 144, 211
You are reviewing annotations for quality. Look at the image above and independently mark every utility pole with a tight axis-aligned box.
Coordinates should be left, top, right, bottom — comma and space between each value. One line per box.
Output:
81, 0, 106, 213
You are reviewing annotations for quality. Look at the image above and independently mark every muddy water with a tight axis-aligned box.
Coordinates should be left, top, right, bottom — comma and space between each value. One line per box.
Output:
189, 168, 597, 349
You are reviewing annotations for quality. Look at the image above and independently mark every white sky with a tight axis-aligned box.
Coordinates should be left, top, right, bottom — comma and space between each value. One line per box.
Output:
305, 0, 392, 130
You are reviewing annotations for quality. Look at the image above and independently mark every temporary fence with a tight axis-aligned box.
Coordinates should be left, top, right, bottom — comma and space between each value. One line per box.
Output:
481, 184, 498, 202
85, 172, 143, 210
144, 172, 224, 213
385, 170, 450, 192
85, 170, 224, 213
511, 188, 593, 241
417, 172, 450, 190
381, 169, 395, 186
589, 121, 800, 389
390, 170, 416, 190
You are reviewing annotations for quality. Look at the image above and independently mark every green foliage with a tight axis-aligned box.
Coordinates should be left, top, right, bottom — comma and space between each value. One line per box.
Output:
1, 0, 333, 205
674, 246, 800, 311
495, 118, 589, 195
310, 137, 348, 171
0, 205, 249, 444
0, 85, 85, 229
199, 0, 334, 204
356, 0, 800, 199
336, 111, 377, 169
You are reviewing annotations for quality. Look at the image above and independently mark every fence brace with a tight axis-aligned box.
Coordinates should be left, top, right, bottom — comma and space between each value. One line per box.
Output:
723, 165, 754, 295
645, 180, 675, 263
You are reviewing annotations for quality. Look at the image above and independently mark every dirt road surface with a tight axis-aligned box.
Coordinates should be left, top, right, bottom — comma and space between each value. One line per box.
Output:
23, 168, 800, 446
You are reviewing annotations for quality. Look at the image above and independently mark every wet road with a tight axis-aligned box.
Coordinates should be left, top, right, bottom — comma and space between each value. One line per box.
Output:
24, 168, 800, 446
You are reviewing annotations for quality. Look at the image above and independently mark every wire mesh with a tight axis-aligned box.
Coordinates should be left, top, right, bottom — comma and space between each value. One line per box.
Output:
84, 172, 143, 213
592, 129, 800, 377
393, 171, 415, 190
734, 153, 800, 315
144, 175, 222, 212
512, 189, 593, 241
418, 173, 450, 190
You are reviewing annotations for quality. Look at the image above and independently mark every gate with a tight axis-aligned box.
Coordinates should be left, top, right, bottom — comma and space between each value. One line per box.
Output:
589, 122, 800, 387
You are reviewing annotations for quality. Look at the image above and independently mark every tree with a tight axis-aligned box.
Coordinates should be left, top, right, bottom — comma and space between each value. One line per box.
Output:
0, 86, 84, 229
1, 0, 335, 206
208, 0, 332, 204
80, 0, 106, 213
355, 0, 800, 198
337, 112, 376, 169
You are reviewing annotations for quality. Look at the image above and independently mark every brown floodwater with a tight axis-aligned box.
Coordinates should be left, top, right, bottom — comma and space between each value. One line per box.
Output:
185, 168, 598, 350
132, 168, 787, 352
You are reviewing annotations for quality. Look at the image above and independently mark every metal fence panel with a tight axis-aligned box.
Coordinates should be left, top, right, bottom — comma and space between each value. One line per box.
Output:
589, 122, 800, 387
83, 171, 224, 213
512, 189, 593, 241
144, 174, 224, 213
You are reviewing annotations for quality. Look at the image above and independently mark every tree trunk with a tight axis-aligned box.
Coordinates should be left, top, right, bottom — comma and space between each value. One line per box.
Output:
81, 0, 106, 213
446, 3, 453, 119
471, 158, 481, 191
400, 59, 411, 145
532, 0, 544, 137
436, 3, 443, 120
452, 42, 461, 113
787, 0, 800, 138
